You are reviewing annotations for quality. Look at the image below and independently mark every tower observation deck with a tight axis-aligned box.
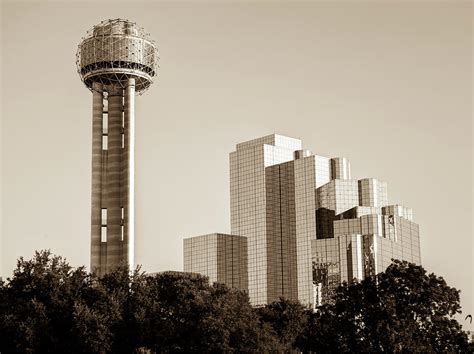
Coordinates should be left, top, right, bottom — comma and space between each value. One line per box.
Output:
76, 19, 159, 276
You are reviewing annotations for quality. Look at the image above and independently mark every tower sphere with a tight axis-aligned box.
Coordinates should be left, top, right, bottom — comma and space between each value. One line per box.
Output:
76, 19, 159, 94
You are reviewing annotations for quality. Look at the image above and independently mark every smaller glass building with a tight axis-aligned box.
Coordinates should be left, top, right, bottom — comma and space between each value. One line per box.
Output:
183, 233, 248, 291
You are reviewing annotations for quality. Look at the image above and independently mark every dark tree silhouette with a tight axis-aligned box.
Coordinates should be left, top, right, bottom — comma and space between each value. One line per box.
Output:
139, 271, 280, 352
257, 297, 309, 351
1, 252, 472, 353
298, 260, 473, 353
0, 250, 120, 353
0, 251, 278, 353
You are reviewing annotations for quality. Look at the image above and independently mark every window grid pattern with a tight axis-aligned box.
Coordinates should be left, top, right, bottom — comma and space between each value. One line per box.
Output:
192, 134, 421, 309
315, 156, 331, 188
230, 135, 301, 305
183, 233, 248, 291
235, 134, 302, 152
263, 154, 332, 306
316, 180, 359, 240
358, 178, 388, 207
314, 216, 421, 304
293, 157, 318, 305
382, 204, 413, 221
317, 180, 360, 215
183, 234, 218, 284
311, 234, 362, 306
265, 162, 298, 303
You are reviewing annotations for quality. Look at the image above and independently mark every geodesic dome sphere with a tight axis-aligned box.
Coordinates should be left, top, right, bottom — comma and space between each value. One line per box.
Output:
76, 19, 159, 94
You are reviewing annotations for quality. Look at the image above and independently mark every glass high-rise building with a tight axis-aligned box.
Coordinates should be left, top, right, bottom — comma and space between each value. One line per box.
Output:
230, 135, 303, 304
183, 134, 421, 307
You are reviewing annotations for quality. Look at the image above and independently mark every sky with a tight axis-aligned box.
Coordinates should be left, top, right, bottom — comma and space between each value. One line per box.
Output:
1, 1, 472, 329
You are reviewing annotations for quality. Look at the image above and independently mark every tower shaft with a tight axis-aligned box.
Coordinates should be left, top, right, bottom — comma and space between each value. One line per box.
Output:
90, 79, 135, 276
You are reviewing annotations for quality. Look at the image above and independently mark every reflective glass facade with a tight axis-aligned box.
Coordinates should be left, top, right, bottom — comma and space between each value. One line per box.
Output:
230, 135, 301, 304
183, 233, 248, 291
312, 234, 363, 305
358, 178, 388, 207
264, 154, 330, 304
183, 134, 421, 308
314, 200, 420, 305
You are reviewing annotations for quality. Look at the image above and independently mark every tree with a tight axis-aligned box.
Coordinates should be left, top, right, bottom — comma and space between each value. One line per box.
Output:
4, 251, 471, 353
299, 260, 474, 353
257, 298, 309, 351
0, 251, 281, 353
141, 271, 280, 352
0, 250, 120, 353
96, 265, 150, 353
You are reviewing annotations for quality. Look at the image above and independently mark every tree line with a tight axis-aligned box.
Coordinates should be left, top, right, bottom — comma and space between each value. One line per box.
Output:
0, 250, 472, 353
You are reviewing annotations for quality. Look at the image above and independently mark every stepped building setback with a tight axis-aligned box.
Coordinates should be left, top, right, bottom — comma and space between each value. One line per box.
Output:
183, 134, 421, 307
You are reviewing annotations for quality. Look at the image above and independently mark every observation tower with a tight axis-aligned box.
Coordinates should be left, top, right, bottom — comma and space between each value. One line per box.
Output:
76, 19, 159, 276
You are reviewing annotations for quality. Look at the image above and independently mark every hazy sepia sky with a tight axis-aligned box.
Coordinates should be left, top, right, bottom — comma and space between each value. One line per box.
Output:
1, 1, 472, 328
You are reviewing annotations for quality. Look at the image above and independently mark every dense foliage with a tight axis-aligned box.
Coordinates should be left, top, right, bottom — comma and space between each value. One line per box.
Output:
297, 260, 473, 353
0, 251, 471, 353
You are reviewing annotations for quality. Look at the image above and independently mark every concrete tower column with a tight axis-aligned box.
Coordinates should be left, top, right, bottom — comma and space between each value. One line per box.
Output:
105, 85, 124, 273
91, 82, 103, 274
78, 20, 158, 277
123, 78, 135, 269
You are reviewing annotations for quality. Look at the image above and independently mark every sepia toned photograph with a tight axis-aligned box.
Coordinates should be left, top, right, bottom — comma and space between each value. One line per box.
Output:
1, 0, 473, 352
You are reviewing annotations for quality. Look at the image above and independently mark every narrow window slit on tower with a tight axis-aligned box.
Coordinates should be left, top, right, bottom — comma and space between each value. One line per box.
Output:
103, 113, 108, 134
101, 226, 107, 243
102, 135, 108, 150
101, 208, 107, 226
121, 225, 124, 241
103, 94, 108, 113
